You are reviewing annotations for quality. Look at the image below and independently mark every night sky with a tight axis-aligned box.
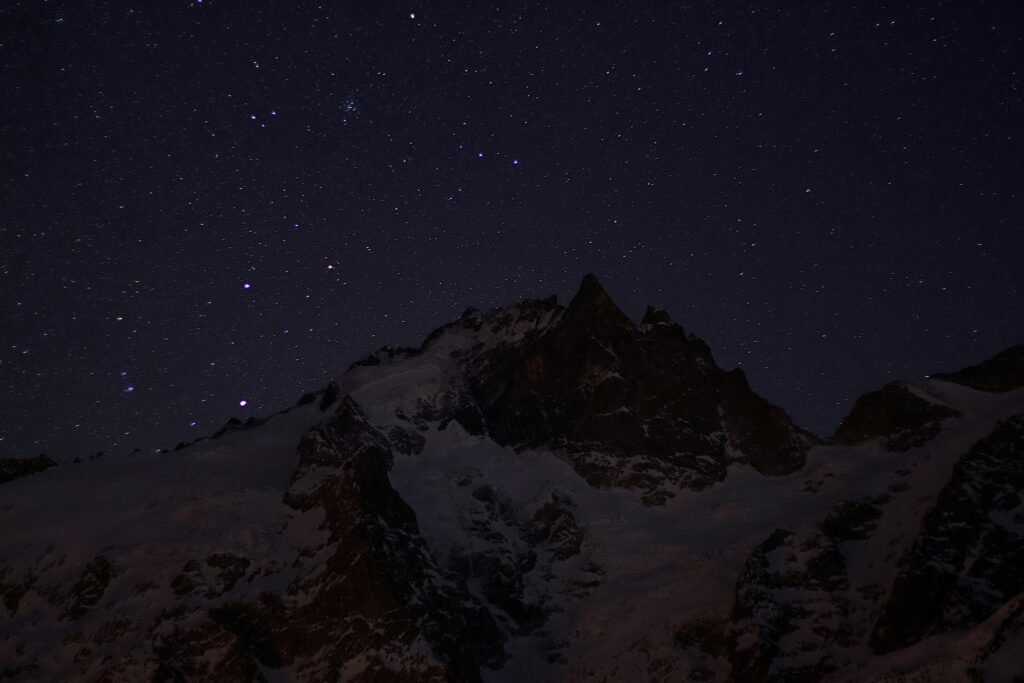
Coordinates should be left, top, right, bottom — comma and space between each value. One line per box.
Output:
2, 1, 1022, 460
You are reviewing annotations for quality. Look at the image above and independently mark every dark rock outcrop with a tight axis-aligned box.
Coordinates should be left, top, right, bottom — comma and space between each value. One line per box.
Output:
212, 416, 267, 440
821, 500, 883, 542
728, 523, 855, 683
0, 453, 56, 484
441, 480, 596, 640
348, 275, 806, 505
143, 396, 507, 681
479, 275, 809, 503
834, 381, 959, 450
66, 555, 114, 620
931, 344, 1024, 392
871, 414, 1024, 654
318, 380, 340, 411
295, 391, 318, 407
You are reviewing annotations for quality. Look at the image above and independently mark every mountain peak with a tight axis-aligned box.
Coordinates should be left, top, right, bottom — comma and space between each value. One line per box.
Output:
565, 273, 631, 329
4, 278, 1021, 681
931, 343, 1024, 392
576, 272, 605, 297
833, 381, 960, 451
641, 305, 676, 327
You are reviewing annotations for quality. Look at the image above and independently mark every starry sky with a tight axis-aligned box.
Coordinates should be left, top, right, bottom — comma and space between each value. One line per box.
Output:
2, 1, 1023, 459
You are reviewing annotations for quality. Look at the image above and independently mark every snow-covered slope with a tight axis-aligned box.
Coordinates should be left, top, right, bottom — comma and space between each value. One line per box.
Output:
1, 276, 1022, 682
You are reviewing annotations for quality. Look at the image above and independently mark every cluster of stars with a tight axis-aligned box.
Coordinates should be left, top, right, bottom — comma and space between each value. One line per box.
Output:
0, 1, 1020, 459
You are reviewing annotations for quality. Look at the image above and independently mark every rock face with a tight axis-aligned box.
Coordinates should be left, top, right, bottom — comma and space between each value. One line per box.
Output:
708, 380, 1024, 682
357, 274, 809, 505
279, 397, 506, 681
870, 414, 1024, 654
833, 381, 960, 451
0, 276, 1021, 682
729, 526, 851, 682
0, 454, 56, 484
483, 275, 809, 501
721, 498, 886, 682
932, 344, 1024, 392
153, 397, 507, 681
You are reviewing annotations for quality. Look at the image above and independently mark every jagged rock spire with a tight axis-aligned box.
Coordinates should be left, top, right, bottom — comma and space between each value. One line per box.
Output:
565, 273, 631, 331
641, 305, 676, 327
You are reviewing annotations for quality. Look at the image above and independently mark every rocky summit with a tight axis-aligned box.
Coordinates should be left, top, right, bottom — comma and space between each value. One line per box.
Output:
1, 276, 1022, 682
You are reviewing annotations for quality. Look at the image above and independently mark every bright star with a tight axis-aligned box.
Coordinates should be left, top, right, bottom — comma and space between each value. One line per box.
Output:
239, 399, 248, 407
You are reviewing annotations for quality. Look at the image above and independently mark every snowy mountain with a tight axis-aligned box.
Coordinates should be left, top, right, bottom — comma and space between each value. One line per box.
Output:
1, 276, 1022, 682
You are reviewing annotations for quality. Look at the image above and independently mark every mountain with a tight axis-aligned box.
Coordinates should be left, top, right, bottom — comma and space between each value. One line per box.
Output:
1, 275, 1022, 682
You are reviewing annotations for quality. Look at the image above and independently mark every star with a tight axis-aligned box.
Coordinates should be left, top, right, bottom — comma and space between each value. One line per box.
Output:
5, 0, 1021, 471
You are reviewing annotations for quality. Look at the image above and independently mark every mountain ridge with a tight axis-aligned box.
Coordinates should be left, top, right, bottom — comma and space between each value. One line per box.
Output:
1, 275, 1023, 682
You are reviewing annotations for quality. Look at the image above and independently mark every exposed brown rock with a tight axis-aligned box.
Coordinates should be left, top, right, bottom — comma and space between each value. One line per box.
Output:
932, 344, 1024, 392
871, 415, 1024, 654
0, 453, 56, 484
481, 275, 808, 503
834, 381, 959, 450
